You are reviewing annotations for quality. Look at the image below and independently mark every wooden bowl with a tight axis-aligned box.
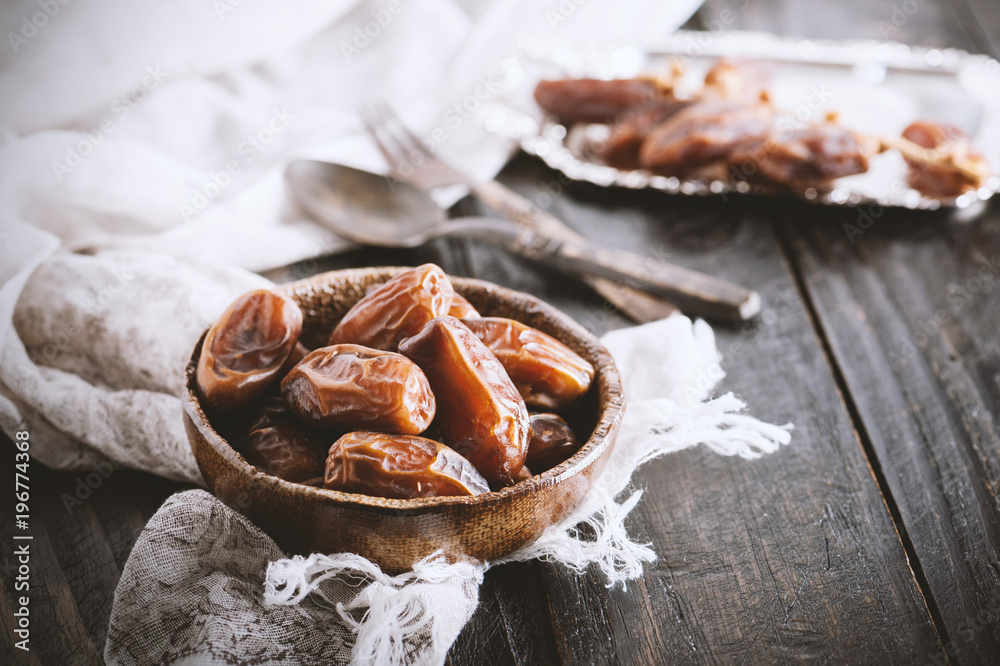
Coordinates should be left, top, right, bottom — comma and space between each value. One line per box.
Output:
183, 267, 625, 572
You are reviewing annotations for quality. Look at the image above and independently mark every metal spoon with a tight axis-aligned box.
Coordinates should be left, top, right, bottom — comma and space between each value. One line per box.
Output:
287, 160, 760, 322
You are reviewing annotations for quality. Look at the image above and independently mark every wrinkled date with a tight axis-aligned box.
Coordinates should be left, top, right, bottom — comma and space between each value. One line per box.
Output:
602, 99, 694, 170
534, 78, 669, 124
901, 120, 987, 196
728, 125, 871, 188
527, 413, 580, 473
281, 344, 436, 434
639, 101, 772, 176
325, 431, 489, 498
329, 264, 454, 351
399, 316, 530, 485
461, 317, 594, 410
239, 398, 325, 483
197, 289, 303, 413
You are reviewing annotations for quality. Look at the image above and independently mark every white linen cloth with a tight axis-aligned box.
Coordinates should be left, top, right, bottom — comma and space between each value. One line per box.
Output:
0, 1, 791, 664
101, 314, 790, 666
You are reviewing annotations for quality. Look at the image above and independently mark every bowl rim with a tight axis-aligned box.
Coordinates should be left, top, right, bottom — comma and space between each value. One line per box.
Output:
184, 267, 625, 511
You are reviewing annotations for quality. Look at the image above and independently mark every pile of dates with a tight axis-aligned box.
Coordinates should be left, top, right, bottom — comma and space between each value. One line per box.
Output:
195, 264, 595, 499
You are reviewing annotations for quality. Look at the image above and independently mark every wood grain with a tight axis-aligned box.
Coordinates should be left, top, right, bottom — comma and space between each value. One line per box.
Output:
781, 196, 1000, 663
451, 156, 945, 663
1, 515, 101, 665
717, 0, 1000, 661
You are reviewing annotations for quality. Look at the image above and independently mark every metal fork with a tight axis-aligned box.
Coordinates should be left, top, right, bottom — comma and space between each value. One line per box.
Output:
361, 102, 761, 323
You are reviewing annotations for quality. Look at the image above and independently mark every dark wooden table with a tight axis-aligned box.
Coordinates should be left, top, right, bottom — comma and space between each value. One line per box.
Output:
4, 0, 1000, 663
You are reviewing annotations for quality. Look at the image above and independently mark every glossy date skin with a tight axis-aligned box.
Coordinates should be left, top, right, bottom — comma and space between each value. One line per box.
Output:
239, 398, 325, 483
534, 78, 671, 124
329, 264, 454, 351
324, 431, 489, 499
602, 99, 694, 170
527, 413, 580, 473
461, 317, 594, 411
639, 102, 773, 176
399, 316, 530, 485
728, 125, 873, 188
196, 289, 303, 413
901, 120, 988, 196
448, 292, 480, 319
281, 344, 436, 434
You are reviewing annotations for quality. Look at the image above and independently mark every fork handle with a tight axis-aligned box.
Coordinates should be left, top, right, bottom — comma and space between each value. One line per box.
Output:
467, 180, 760, 322
545, 236, 761, 321
471, 181, 677, 323
471, 180, 578, 242
442, 217, 760, 322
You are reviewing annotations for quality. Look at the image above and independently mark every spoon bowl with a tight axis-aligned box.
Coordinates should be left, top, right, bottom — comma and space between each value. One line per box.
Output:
287, 160, 447, 247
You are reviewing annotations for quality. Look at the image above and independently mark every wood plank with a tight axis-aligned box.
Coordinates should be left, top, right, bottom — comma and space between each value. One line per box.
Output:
2, 435, 186, 664
694, 0, 978, 46
89, 470, 189, 572
735, 0, 1000, 661
0, 453, 102, 666
447, 568, 519, 666
447, 154, 945, 662
782, 201, 1000, 663
946, 0, 1000, 57
0, 586, 44, 666
32, 464, 123, 659
449, 562, 563, 666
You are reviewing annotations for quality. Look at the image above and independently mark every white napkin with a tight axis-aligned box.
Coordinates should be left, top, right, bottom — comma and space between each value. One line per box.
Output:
0, 0, 704, 272
103, 313, 790, 666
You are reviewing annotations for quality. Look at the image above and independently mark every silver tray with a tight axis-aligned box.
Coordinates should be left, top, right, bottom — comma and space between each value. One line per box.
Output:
486, 30, 1000, 211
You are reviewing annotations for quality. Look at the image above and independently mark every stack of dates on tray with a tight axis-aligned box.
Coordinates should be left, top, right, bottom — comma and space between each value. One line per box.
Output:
535, 58, 992, 197
195, 264, 595, 499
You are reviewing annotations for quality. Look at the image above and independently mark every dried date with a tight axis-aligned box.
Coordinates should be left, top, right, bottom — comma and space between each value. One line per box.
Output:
324, 431, 489, 499
728, 125, 874, 188
901, 120, 989, 196
196, 289, 303, 413
398, 316, 530, 485
448, 292, 480, 319
239, 398, 325, 483
602, 99, 694, 170
329, 264, 454, 351
639, 102, 772, 176
702, 59, 771, 103
534, 78, 671, 124
281, 344, 436, 434
526, 413, 580, 473
461, 317, 594, 410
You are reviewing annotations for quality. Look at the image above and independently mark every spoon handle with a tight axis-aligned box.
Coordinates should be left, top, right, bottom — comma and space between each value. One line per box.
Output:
440, 217, 760, 323
547, 236, 761, 322
471, 181, 678, 324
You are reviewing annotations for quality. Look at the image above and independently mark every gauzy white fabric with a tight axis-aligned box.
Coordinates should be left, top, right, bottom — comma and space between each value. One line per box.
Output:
0, 0, 705, 272
106, 314, 790, 666
1, 222, 269, 482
